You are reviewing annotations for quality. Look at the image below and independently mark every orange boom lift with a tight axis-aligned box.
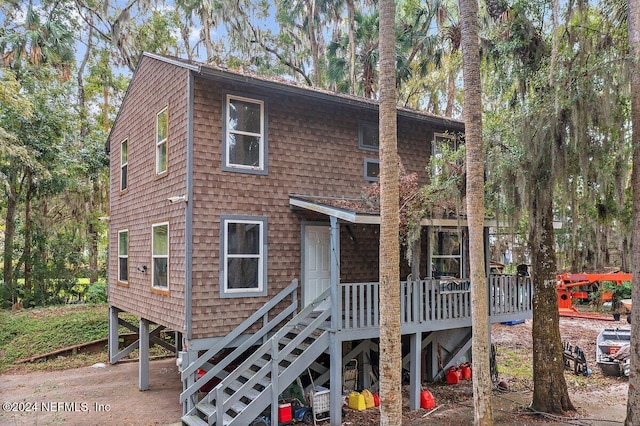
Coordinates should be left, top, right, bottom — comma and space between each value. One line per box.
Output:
556, 272, 632, 320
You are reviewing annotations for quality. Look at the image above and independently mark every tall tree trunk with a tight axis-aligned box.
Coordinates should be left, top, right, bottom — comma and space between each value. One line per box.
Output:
570, 180, 579, 272
347, 0, 356, 94
88, 180, 100, 284
3, 182, 18, 303
529, 156, 575, 414
625, 0, 640, 423
378, 0, 401, 424
307, 0, 321, 86
23, 176, 34, 296
78, 26, 99, 285
458, 0, 492, 423
445, 65, 456, 118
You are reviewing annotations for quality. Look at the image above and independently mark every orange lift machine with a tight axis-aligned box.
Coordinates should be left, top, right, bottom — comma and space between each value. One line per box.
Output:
556, 272, 632, 319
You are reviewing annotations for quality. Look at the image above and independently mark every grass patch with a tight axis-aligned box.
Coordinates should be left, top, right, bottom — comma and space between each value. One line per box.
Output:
0, 304, 166, 373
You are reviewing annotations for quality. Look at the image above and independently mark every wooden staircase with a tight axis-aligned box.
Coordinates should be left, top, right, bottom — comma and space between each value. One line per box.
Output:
182, 288, 331, 426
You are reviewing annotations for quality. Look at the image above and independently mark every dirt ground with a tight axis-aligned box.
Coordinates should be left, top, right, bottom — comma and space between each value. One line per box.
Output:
0, 316, 630, 426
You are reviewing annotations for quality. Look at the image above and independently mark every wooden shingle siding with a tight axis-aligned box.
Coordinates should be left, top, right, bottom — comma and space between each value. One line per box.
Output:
108, 55, 459, 340
189, 76, 440, 339
108, 56, 189, 331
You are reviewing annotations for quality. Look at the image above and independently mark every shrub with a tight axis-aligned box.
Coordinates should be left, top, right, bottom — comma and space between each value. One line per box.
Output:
86, 280, 107, 304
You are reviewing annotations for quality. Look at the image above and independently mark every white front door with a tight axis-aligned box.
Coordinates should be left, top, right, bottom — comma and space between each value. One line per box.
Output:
303, 226, 331, 307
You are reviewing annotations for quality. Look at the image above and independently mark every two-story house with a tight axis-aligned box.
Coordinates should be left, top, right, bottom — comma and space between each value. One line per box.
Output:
106, 52, 532, 425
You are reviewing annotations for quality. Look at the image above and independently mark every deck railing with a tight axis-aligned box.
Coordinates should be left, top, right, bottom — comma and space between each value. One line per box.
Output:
337, 275, 532, 332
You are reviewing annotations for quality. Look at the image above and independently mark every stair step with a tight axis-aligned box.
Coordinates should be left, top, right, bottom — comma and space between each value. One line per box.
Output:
230, 399, 249, 414
254, 357, 270, 368
196, 401, 216, 417
182, 414, 208, 426
237, 372, 271, 389
195, 402, 234, 425
280, 337, 310, 351
226, 381, 261, 400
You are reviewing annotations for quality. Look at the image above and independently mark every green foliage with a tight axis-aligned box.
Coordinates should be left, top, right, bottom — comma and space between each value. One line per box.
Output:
598, 281, 632, 310
86, 280, 108, 304
0, 305, 109, 371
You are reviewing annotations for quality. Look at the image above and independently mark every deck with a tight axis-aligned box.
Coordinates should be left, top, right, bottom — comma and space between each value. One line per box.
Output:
335, 275, 532, 340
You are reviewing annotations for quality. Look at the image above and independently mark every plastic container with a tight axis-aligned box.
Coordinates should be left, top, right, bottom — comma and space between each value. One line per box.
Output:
460, 363, 472, 379
420, 389, 436, 409
348, 391, 366, 411
361, 389, 375, 409
278, 402, 292, 423
373, 393, 380, 407
446, 366, 461, 385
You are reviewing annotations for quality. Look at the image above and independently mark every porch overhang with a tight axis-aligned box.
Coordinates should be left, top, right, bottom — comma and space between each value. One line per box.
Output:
289, 194, 498, 227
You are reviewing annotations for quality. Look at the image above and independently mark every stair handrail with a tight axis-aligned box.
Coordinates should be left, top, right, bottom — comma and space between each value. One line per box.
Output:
181, 279, 298, 381
206, 289, 331, 421
180, 300, 298, 404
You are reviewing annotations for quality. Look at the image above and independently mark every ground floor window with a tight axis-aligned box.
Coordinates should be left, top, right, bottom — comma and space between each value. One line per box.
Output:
118, 229, 128, 283
152, 222, 169, 290
221, 215, 267, 296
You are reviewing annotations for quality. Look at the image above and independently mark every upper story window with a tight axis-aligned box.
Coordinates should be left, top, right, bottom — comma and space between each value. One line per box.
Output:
152, 222, 169, 291
364, 158, 380, 182
221, 215, 267, 297
223, 94, 267, 174
118, 230, 128, 283
156, 106, 168, 175
120, 139, 128, 191
358, 121, 379, 151
429, 228, 462, 278
432, 132, 458, 176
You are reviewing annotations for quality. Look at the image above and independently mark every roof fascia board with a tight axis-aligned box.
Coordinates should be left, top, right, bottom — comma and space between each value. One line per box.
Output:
289, 197, 358, 223
194, 66, 464, 131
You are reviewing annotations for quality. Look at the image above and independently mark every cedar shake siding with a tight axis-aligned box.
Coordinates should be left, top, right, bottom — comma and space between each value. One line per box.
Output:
107, 53, 464, 340
108, 57, 189, 332
188, 76, 444, 339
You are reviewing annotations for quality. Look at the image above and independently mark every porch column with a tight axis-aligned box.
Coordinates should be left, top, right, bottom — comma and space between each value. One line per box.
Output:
409, 332, 422, 409
108, 306, 119, 364
329, 215, 342, 425
139, 318, 150, 391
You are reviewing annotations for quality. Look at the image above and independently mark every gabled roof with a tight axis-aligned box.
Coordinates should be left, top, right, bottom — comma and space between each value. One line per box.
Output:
106, 52, 465, 153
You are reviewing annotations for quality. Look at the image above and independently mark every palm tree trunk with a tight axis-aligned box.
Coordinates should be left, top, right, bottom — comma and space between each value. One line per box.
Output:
347, 0, 356, 94
625, 0, 640, 424
458, 0, 492, 423
378, 0, 401, 424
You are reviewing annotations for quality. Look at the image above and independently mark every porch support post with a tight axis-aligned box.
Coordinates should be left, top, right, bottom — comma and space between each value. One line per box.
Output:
329, 215, 342, 425
409, 332, 421, 410
139, 318, 150, 391
108, 306, 119, 364
330, 334, 342, 426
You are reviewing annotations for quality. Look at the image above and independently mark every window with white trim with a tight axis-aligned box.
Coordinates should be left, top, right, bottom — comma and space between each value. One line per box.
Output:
221, 216, 267, 296
358, 121, 379, 151
156, 106, 168, 175
118, 230, 128, 283
429, 228, 462, 278
152, 223, 169, 290
224, 95, 266, 173
120, 139, 128, 191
